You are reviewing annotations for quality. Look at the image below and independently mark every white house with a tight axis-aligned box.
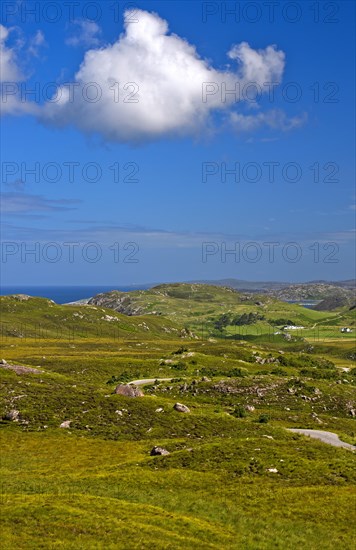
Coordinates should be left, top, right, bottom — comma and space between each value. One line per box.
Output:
283, 325, 304, 330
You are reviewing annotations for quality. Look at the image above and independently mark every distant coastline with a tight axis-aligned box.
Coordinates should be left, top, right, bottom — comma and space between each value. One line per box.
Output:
0, 285, 151, 304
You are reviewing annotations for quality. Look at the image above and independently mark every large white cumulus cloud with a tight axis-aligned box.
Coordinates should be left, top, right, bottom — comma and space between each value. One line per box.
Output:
42, 9, 286, 142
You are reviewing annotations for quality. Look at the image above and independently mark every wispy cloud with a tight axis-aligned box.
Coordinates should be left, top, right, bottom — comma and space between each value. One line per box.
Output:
1, 217, 354, 250
28, 30, 46, 57
0, 24, 23, 81
0, 24, 45, 115
65, 20, 102, 48
0, 192, 81, 215
229, 110, 307, 133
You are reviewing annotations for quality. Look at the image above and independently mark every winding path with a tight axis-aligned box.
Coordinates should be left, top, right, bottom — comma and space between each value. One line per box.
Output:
288, 429, 355, 451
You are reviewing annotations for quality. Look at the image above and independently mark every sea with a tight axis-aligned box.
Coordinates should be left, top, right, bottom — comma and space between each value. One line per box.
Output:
0, 285, 152, 304
284, 299, 321, 309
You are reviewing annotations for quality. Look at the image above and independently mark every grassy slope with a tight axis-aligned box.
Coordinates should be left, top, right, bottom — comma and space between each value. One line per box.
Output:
0, 295, 191, 340
0, 289, 355, 549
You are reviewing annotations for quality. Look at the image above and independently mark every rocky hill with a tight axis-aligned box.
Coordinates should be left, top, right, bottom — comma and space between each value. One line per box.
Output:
266, 283, 355, 304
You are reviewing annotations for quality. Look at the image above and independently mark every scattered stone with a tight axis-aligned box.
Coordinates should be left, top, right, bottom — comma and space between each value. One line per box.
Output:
155, 407, 164, 413
245, 405, 255, 412
267, 468, 278, 473
11, 294, 30, 301
201, 376, 211, 382
173, 402, 190, 413
114, 384, 144, 398
115, 410, 123, 416
60, 420, 72, 428
3, 409, 19, 421
150, 446, 170, 456
311, 413, 323, 424
0, 363, 42, 375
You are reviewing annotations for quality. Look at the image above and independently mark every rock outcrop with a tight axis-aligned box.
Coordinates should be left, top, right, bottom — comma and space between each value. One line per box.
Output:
115, 384, 144, 397
150, 446, 170, 456
173, 402, 190, 413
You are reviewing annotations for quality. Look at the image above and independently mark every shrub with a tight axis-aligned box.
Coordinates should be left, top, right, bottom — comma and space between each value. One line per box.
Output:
231, 406, 247, 418
258, 414, 269, 424
172, 346, 188, 355
171, 361, 187, 371
106, 371, 140, 384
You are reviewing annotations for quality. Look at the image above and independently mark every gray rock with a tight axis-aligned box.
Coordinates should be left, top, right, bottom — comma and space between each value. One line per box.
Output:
173, 402, 190, 413
60, 420, 72, 428
114, 384, 144, 398
150, 446, 170, 456
4, 409, 19, 421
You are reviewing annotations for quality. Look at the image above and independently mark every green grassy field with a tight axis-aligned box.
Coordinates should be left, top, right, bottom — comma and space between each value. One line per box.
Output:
1, 289, 355, 548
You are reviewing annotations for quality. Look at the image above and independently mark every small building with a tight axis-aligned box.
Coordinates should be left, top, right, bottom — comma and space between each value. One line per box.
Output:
283, 325, 304, 330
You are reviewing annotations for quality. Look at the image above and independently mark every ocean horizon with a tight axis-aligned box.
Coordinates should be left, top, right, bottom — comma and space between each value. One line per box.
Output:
0, 285, 152, 304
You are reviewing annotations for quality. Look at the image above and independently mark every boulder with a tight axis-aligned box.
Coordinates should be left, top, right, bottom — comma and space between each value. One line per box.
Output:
245, 405, 255, 412
60, 420, 72, 428
4, 409, 19, 421
114, 384, 144, 398
0, 359, 7, 365
173, 402, 190, 413
150, 446, 170, 456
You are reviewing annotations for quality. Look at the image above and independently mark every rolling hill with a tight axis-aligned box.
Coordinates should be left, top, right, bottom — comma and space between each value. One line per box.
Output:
87, 283, 354, 339
0, 287, 355, 549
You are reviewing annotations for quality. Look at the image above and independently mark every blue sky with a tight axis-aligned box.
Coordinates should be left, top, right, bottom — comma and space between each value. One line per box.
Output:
1, 0, 355, 285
